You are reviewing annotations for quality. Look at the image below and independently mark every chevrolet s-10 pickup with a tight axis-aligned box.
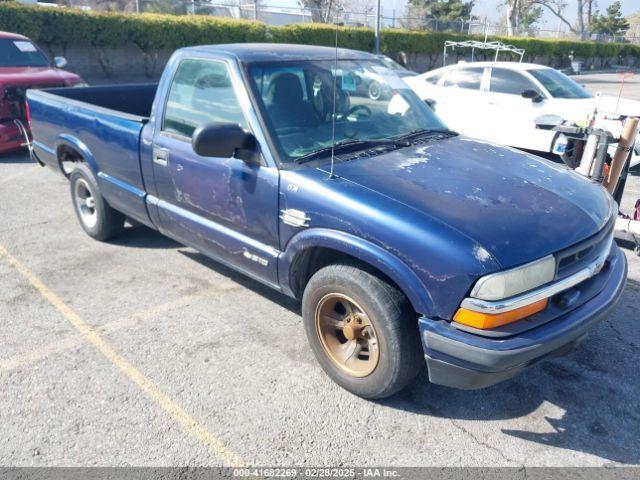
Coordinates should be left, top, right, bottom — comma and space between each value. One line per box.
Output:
26, 44, 627, 398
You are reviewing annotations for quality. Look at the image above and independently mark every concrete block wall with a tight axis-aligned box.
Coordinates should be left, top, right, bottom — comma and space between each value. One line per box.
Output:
40, 42, 639, 83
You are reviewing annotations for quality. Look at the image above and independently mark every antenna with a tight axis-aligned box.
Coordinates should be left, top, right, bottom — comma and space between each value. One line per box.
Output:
328, 12, 338, 179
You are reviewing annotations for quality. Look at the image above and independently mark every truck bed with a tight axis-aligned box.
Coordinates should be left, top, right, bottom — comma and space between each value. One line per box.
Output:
27, 84, 159, 227
45, 83, 157, 119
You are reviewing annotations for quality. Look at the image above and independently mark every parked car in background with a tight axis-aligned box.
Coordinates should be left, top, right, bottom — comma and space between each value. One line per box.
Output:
27, 44, 626, 399
0, 31, 85, 154
406, 61, 640, 167
357, 54, 417, 100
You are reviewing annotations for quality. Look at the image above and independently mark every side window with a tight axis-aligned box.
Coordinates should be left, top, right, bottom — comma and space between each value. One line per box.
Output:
490, 68, 538, 95
163, 59, 248, 138
442, 67, 484, 90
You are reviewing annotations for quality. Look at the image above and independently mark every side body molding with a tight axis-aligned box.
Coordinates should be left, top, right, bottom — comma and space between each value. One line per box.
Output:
279, 228, 435, 316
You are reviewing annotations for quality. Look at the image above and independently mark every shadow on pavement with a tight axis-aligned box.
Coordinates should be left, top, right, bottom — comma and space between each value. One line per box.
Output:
179, 249, 301, 315
0, 151, 33, 164
105, 217, 639, 464
110, 224, 181, 250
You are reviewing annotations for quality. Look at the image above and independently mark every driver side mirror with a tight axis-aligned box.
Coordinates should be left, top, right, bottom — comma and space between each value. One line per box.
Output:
53, 56, 67, 69
521, 89, 543, 103
424, 98, 437, 109
192, 122, 260, 165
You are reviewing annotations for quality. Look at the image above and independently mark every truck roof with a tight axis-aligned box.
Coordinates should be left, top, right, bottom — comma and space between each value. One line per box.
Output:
0, 31, 29, 40
179, 43, 378, 63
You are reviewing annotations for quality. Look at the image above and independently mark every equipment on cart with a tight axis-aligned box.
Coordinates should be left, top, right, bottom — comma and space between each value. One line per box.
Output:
536, 113, 640, 255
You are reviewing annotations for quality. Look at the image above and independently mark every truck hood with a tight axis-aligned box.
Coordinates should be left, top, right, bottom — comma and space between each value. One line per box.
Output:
0, 66, 82, 87
324, 136, 613, 269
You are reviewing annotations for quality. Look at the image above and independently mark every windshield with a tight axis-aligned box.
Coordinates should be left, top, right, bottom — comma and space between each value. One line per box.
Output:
248, 59, 446, 162
0, 38, 49, 68
528, 68, 592, 99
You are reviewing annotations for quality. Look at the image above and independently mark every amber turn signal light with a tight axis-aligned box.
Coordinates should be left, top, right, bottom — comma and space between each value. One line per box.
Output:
453, 298, 548, 330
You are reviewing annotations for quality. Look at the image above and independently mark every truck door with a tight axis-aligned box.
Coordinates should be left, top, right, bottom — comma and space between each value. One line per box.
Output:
150, 58, 280, 287
484, 67, 553, 151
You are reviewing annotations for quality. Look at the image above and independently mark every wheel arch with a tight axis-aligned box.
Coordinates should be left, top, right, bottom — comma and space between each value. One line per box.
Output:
54, 135, 98, 177
280, 228, 435, 317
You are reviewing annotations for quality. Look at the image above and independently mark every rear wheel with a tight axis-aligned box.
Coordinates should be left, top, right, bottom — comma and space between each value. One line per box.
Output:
69, 163, 124, 241
302, 264, 422, 399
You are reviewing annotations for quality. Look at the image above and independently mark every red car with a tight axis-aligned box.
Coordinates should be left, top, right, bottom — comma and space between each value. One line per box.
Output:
0, 31, 85, 154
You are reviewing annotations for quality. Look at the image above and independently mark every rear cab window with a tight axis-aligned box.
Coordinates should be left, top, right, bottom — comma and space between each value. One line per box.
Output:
251, 65, 309, 103
162, 58, 249, 139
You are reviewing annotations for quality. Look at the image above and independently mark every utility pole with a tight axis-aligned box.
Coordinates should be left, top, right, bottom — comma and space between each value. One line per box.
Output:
374, 0, 381, 54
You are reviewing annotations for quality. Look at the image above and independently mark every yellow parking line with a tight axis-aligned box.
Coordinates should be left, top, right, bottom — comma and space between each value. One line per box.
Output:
0, 243, 246, 467
0, 285, 234, 372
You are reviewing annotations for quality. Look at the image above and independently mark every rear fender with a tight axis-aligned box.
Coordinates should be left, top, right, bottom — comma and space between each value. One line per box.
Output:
54, 135, 98, 175
280, 228, 435, 316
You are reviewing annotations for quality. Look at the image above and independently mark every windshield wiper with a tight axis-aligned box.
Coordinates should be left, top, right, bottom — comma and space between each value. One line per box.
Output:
392, 128, 458, 143
295, 138, 410, 164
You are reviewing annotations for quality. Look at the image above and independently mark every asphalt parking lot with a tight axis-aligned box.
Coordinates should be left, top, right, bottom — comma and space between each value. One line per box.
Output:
1, 75, 640, 468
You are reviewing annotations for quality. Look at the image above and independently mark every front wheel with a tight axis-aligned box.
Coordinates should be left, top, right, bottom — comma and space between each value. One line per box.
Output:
69, 163, 124, 241
367, 81, 383, 100
302, 264, 423, 399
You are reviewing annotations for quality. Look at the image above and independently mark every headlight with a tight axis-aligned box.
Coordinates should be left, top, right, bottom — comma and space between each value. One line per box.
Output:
470, 255, 556, 301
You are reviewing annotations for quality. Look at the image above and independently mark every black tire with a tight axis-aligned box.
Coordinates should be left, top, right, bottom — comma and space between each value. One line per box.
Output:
302, 264, 423, 399
69, 163, 124, 241
367, 81, 382, 100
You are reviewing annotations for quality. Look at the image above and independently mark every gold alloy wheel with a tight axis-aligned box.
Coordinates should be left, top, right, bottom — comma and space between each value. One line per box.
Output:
315, 293, 380, 377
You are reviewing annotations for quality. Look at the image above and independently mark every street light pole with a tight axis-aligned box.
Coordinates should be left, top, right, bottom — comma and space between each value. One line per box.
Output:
374, 0, 381, 54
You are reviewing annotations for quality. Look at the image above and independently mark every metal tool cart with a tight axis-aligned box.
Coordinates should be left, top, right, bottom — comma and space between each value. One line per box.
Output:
537, 113, 640, 255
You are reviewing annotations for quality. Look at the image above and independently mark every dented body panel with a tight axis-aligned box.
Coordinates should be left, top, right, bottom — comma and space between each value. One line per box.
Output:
27, 44, 627, 390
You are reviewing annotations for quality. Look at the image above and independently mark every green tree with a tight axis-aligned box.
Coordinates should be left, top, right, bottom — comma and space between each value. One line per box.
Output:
404, 0, 474, 30
504, 0, 542, 36
519, 2, 542, 35
428, 0, 474, 21
591, 1, 630, 36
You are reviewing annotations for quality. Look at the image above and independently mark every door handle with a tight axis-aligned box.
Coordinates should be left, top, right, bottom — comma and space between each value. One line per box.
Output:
153, 147, 169, 167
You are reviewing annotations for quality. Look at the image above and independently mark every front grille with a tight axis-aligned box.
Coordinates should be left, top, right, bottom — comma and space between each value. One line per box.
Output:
555, 216, 615, 280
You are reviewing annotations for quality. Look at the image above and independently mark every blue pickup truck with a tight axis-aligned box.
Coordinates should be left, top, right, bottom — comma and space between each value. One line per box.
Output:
27, 44, 627, 399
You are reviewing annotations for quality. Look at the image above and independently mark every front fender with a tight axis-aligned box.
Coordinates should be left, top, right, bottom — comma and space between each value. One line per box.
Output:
279, 228, 435, 316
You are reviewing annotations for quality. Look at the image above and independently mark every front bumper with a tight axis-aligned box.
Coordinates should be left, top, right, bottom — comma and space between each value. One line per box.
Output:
419, 245, 627, 389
